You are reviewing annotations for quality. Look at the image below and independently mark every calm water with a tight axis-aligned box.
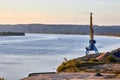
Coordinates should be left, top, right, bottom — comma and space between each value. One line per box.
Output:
0, 33, 120, 80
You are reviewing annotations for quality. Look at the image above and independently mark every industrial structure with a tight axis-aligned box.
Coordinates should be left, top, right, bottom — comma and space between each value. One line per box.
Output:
86, 13, 99, 56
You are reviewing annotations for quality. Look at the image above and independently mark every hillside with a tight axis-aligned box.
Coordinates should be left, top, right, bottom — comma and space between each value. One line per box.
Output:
57, 48, 120, 73
0, 24, 120, 36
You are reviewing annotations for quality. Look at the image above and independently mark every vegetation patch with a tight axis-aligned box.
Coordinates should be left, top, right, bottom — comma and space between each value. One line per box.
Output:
106, 55, 117, 62
57, 49, 120, 73
57, 58, 105, 72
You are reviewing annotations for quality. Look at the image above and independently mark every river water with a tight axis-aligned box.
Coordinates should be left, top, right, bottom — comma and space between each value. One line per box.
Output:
0, 33, 120, 80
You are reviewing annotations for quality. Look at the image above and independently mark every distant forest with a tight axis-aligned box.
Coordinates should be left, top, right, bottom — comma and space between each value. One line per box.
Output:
0, 24, 120, 36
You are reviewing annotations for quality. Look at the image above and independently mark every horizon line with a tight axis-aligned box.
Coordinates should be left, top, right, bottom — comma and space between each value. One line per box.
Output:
0, 23, 120, 26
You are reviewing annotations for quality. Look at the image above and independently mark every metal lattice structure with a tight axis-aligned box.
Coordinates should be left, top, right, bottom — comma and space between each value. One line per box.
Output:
86, 13, 99, 56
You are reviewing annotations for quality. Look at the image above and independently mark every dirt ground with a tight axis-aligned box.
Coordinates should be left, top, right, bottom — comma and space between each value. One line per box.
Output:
21, 72, 120, 80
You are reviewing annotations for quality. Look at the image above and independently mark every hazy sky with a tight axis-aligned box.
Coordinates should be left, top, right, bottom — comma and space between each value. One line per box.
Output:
0, 0, 120, 25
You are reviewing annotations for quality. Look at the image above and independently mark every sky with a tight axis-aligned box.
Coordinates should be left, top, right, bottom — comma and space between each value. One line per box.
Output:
0, 0, 120, 25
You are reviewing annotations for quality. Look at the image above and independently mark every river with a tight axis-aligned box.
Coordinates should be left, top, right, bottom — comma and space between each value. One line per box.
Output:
0, 33, 120, 80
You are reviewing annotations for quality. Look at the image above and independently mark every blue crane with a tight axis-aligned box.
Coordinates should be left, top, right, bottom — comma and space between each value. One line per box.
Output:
86, 13, 99, 56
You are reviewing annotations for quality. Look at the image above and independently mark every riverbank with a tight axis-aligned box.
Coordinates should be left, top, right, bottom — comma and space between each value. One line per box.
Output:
21, 72, 120, 80
26, 33, 120, 37
0, 32, 25, 36
96, 34, 120, 37
21, 48, 120, 80
57, 48, 120, 73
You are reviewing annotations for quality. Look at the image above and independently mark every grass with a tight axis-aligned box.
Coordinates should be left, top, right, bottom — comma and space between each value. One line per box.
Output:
57, 59, 105, 72
57, 54, 119, 73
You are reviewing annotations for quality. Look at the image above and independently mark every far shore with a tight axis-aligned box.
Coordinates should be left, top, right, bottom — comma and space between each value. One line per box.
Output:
0, 32, 25, 36
26, 32, 120, 37
96, 34, 120, 37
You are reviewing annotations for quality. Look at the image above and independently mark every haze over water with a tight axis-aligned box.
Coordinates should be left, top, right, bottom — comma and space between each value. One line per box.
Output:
0, 34, 120, 80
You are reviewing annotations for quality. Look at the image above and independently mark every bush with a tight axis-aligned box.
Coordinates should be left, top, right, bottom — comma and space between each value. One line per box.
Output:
106, 55, 117, 62
57, 62, 67, 72
89, 58, 98, 62
57, 60, 81, 72
65, 68, 79, 72
57, 59, 105, 72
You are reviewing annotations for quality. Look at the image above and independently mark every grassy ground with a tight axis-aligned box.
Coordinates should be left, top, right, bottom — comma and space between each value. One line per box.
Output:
57, 53, 120, 74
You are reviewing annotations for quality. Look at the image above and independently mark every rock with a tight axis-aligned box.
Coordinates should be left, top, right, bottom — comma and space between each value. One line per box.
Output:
94, 73, 103, 76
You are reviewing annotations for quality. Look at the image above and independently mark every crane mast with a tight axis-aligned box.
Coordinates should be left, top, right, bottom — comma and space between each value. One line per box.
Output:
90, 13, 94, 40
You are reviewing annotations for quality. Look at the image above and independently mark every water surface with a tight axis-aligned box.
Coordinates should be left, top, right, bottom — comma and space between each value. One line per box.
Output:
0, 34, 120, 80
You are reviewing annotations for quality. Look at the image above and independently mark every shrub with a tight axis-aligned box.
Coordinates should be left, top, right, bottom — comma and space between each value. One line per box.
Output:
57, 59, 81, 72
65, 68, 79, 72
106, 55, 117, 62
89, 58, 98, 62
57, 62, 66, 72
64, 57, 68, 62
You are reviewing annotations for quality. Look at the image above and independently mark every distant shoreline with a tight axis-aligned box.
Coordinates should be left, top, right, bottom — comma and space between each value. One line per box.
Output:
0, 32, 25, 36
0, 24, 119, 36
96, 34, 120, 37
26, 32, 120, 37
